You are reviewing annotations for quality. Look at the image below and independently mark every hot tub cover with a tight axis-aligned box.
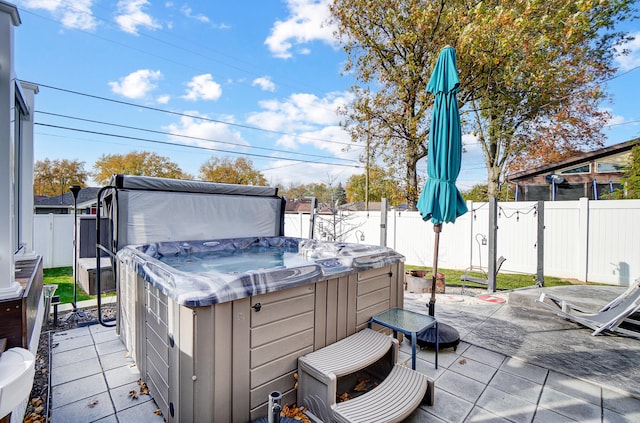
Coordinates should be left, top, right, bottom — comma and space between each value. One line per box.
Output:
116, 237, 404, 306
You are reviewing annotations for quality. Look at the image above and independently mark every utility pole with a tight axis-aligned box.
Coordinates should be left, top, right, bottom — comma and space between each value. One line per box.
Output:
365, 120, 370, 216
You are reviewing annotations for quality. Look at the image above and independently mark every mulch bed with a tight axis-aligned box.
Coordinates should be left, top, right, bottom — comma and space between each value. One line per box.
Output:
23, 305, 116, 423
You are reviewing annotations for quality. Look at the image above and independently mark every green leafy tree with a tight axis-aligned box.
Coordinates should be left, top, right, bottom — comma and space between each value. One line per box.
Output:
93, 151, 190, 184
335, 183, 347, 205
459, 0, 631, 196
610, 144, 640, 199
330, 0, 636, 202
279, 183, 335, 204
199, 156, 267, 185
330, 0, 444, 210
34, 158, 88, 197
462, 183, 511, 202
345, 165, 404, 206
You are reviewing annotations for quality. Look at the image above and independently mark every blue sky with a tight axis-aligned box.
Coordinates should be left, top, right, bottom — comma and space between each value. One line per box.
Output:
13, 0, 640, 191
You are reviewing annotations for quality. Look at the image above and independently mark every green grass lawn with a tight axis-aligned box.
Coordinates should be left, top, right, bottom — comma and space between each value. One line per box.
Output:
43, 266, 115, 304
404, 264, 575, 290
45, 263, 575, 303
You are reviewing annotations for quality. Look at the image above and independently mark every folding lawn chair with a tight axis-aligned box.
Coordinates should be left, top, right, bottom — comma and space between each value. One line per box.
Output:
536, 279, 640, 339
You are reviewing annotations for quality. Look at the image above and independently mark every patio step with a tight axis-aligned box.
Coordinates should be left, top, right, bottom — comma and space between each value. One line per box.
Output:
333, 364, 431, 423
298, 328, 432, 423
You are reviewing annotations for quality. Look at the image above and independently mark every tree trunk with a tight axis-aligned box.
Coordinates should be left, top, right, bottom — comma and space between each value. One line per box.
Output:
406, 161, 419, 210
487, 166, 501, 199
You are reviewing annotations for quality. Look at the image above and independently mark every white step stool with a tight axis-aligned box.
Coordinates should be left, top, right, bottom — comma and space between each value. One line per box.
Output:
298, 328, 433, 423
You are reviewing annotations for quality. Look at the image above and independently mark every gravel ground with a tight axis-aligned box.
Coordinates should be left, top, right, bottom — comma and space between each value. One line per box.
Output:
23, 305, 116, 423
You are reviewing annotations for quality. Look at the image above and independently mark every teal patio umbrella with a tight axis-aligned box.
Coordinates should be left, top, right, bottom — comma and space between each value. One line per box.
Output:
417, 46, 468, 317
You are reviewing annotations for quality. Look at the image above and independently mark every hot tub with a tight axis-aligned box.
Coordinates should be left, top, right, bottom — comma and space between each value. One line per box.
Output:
116, 236, 404, 422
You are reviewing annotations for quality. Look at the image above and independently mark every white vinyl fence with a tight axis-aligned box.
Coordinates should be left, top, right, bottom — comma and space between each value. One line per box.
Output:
33, 213, 74, 268
34, 198, 640, 286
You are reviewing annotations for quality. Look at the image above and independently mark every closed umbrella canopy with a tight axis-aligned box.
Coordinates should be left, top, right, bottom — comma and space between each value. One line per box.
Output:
417, 46, 468, 224
417, 46, 467, 322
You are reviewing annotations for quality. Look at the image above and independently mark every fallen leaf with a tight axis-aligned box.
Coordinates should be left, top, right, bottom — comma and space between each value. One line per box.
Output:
354, 379, 369, 392
459, 359, 467, 365
154, 409, 163, 415
336, 392, 350, 402
129, 390, 138, 399
88, 398, 99, 408
140, 381, 150, 395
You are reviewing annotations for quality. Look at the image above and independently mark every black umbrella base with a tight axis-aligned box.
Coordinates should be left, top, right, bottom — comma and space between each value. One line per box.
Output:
416, 322, 460, 351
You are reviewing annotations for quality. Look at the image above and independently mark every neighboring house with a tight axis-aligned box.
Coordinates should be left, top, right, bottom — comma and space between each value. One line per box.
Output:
507, 138, 639, 201
339, 201, 409, 212
34, 187, 101, 214
284, 198, 334, 214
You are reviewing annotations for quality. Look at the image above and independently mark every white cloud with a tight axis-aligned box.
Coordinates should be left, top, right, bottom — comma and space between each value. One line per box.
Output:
180, 5, 209, 23
599, 107, 626, 128
164, 112, 249, 151
156, 94, 171, 104
22, 0, 97, 31
247, 91, 351, 133
182, 74, 223, 101
108, 69, 162, 99
115, 0, 161, 35
252, 76, 276, 92
264, 0, 337, 59
614, 32, 640, 72
245, 90, 361, 184
262, 159, 361, 187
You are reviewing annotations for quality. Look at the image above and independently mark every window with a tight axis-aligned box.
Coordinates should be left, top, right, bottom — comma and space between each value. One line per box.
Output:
13, 84, 28, 254
596, 151, 631, 173
559, 164, 590, 175
597, 163, 625, 172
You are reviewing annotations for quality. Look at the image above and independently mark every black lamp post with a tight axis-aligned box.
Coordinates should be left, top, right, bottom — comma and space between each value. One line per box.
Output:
67, 185, 86, 320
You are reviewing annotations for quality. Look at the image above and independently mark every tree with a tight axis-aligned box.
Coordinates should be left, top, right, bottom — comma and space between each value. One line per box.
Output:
461, 183, 511, 202
506, 90, 610, 173
610, 144, 640, 199
279, 182, 336, 204
93, 151, 190, 184
458, 0, 633, 196
335, 183, 347, 205
331, 0, 636, 201
199, 156, 267, 185
34, 158, 88, 197
345, 165, 404, 206
330, 0, 445, 210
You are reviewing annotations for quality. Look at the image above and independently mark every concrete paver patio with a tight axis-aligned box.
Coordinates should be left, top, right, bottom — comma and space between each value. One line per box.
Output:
48, 285, 640, 422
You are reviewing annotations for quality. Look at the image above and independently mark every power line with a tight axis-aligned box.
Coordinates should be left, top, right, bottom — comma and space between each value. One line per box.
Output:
34, 122, 362, 169
24, 81, 358, 148
36, 111, 360, 163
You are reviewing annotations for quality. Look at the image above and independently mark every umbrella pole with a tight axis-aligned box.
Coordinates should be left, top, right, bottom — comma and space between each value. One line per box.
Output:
428, 223, 442, 316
